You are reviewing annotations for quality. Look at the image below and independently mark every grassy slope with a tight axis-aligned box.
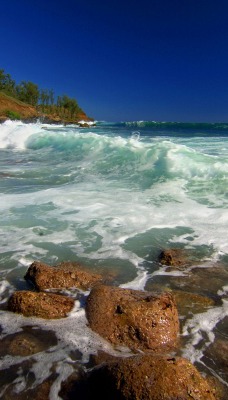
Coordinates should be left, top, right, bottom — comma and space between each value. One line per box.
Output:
0, 92, 38, 121
0, 92, 92, 123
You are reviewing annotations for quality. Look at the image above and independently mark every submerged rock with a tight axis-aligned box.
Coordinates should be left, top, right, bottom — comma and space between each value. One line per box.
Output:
7, 290, 74, 319
170, 262, 228, 296
145, 283, 215, 317
173, 289, 215, 315
159, 248, 189, 268
65, 354, 216, 400
2, 374, 57, 400
24, 260, 102, 291
86, 284, 179, 352
0, 327, 57, 356
204, 338, 228, 380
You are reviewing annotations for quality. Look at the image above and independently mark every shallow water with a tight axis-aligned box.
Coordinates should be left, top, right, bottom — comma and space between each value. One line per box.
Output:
0, 120, 227, 398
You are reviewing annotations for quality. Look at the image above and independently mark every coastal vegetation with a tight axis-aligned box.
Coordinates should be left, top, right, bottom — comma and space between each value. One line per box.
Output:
0, 68, 91, 123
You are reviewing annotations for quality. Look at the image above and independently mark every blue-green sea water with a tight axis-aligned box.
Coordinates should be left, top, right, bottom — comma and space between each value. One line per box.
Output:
0, 120, 227, 398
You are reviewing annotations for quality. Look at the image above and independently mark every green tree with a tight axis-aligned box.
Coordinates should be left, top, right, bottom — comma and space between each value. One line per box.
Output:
16, 81, 39, 106
0, 69, 16, 96
57, 95, 81, 118
0, 67, 86, 121
39, 89, 46, 111
49, 89, 54, 106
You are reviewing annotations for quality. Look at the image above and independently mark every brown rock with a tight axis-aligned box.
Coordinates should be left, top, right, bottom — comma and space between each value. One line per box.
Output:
86, 285, 179, 352
86, 354, 217, 400
159, 248, 189, 268
144, 284, 215, 317
24, 260, 102, 291
170, 262, 228, 296
206, 375, 227, 400
7, 291, 74, 319
0, 327, 57, 357
204, 338, 228, 379
89, 350, 124, 368
78, 122, 90, 127
173, 290, 215, 315
59, 370, 89, 400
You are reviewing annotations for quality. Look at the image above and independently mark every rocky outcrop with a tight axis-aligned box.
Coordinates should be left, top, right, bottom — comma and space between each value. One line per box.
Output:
159, 248, 189, 268
7, 291, 74, 319
86, 284, 179, 352
62, 354, 217, 400
78, 122, 92, 128
24, 260, 102, 291
5, 258, 223, 398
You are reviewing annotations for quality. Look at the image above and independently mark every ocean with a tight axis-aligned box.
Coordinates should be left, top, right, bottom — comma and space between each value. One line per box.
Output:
0, 119, 227, 398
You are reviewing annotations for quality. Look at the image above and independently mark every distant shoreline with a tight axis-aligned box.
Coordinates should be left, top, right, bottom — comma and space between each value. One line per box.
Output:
0, 91, 93, 125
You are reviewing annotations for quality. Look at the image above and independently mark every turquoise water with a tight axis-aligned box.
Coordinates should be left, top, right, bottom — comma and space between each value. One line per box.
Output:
0, 120, 227, 397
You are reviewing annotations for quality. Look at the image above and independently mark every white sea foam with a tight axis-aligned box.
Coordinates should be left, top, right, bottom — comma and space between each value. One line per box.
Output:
78, 120, 96, 126
0, 280, 14, 303
0, 173, 228, 268
217, 285, 228, 296
120, 269, 149, 290
182, 299, 228, 382
0, 120, 43, 149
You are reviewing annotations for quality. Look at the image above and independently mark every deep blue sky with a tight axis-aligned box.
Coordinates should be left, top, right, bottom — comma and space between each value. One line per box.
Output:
1, 0, 228, 122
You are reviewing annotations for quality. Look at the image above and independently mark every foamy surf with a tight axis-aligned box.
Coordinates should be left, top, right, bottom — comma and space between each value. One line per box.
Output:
0, 120, 227, 396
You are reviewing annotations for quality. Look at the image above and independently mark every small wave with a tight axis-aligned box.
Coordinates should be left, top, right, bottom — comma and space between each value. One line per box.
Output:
128, 121, 228, 130
98, 120, 228, 132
